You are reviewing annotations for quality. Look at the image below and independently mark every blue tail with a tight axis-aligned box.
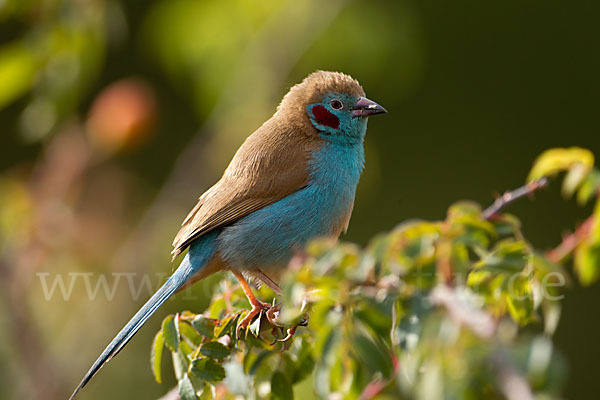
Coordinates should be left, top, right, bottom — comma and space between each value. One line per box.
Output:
69, 231, 218, 399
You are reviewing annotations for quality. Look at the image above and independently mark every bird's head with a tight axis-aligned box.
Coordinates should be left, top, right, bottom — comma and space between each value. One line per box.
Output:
278, 71, 386, 145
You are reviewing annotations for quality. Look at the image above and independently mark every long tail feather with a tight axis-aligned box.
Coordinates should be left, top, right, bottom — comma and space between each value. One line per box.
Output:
68, 231, 219, 400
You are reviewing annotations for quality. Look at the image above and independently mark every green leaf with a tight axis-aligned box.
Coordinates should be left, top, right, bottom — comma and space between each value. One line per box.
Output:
214, 313, 239, 338
192, 315, 217, 338
528, 147, 594, 182
575, 241, 600, 286
248, 350, 276, 376
448, 202, 493, 227
353, 299, 393, 337
447, 201, 482, 217
271, 371, 293, 400
199, 341, 231, 359
172, 350, 189, 381
180, 310, 197, 319
505, 275, 534, 324
180, 341, 195, 359
531, 253, 568, 284
574, 200, 600, 285
198, 383, 214, 400
351, 333, 394, 378
295, 358, 315, 386
163, 314, 180, 352
180, 321, 204, 347
190, 358, 226, 383
178, 373, 198, 400
151, 331, 165, 384
563, 163, 591, 198
576, 169, 600, 205
477, 239, 529, 273
0, 42, 37, 109
314, 326, 341, 398
291, 347, 315, 384
207, 298, 228, 319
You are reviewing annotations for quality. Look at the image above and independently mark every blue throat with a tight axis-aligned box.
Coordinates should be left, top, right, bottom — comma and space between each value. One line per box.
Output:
214, 138, 365, 269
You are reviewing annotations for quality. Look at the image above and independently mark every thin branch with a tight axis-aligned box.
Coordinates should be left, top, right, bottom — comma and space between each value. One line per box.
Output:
546, 215, 594, 263
482, 177, 550, 220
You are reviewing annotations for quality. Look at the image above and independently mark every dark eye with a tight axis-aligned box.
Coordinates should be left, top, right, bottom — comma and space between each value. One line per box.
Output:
329, 99, 343, 110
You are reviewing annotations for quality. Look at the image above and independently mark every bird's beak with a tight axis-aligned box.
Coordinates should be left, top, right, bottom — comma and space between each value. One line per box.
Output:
352, 96, 387, 117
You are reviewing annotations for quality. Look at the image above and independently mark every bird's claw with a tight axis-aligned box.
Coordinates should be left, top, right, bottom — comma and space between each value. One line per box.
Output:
268, 312, 309, 344
236, 300, 270, 339
237, 300, 309, 343
265, 303, 281, 325
278, 325, 298, 342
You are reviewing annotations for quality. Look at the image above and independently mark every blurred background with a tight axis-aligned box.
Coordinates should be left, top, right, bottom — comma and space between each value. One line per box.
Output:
0, 0, 598, 399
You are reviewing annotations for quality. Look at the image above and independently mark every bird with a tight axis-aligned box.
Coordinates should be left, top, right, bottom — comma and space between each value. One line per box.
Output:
69, 70, 386, 399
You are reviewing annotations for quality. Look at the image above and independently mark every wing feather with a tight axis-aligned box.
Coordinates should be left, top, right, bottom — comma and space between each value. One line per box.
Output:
171, 117, 316, 259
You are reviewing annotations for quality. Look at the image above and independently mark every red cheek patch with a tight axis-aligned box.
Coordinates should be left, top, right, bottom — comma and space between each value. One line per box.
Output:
311, 105, 339, 129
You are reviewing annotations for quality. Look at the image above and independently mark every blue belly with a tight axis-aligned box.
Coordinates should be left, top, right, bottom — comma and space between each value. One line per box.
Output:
216, 141, 364, 269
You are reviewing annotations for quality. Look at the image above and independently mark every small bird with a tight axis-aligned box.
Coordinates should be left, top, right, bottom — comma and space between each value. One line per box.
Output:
69, 71, 386, 399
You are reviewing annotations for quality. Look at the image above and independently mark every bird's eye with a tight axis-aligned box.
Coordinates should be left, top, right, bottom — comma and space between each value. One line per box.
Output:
329, 99, 343, 110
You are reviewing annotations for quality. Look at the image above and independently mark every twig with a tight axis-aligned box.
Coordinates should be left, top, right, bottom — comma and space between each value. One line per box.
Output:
546, 215, 594, 263
482, 177, 549, 220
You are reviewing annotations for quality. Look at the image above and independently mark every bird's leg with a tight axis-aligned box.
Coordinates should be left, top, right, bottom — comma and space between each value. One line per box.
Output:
253, 269, 288, 328
252, 268, 309, 342
232, 270, 270, 337
233, 269, 307, 342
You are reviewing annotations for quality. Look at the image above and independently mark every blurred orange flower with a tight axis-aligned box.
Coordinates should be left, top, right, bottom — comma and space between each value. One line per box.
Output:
86, 78, 157, 153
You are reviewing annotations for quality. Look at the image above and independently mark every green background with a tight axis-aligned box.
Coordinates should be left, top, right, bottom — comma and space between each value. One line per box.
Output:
0, 0, 598, 398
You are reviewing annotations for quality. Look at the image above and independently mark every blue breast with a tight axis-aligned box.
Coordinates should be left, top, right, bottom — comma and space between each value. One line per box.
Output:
217, 140, 365, 269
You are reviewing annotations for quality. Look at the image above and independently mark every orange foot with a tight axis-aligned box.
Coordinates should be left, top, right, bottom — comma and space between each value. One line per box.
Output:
231, 269, 307, 341
236, 300, 271, 338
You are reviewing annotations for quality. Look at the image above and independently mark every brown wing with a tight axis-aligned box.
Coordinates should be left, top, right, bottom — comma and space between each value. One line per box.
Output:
171, 117, 317, 259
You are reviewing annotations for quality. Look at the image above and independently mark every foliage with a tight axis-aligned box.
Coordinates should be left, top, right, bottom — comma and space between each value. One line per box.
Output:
0, 0, 105, 141
1, 1, 599, 399
152, 148, 600, 400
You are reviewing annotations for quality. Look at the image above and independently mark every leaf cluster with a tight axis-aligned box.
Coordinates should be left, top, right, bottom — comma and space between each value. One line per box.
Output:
152, 148, 600, 399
